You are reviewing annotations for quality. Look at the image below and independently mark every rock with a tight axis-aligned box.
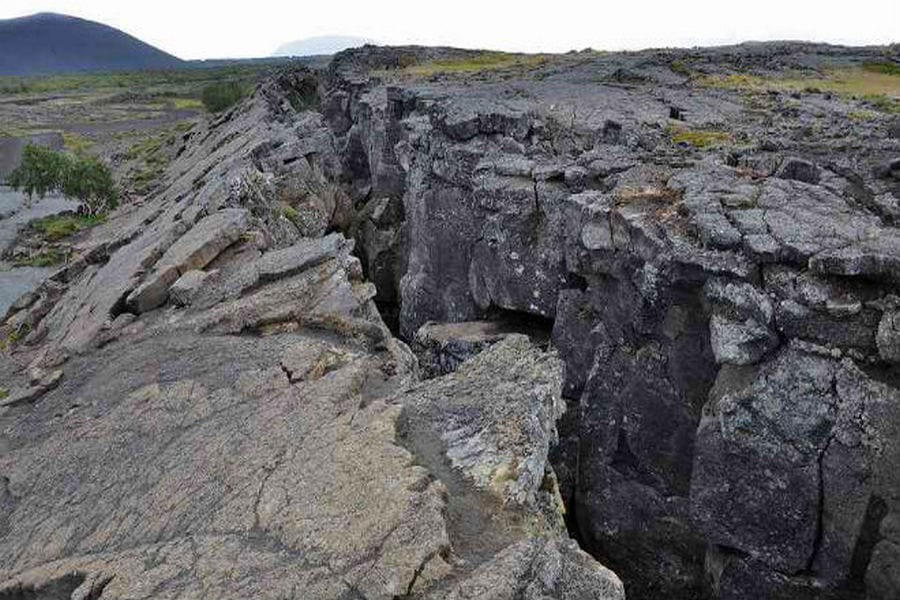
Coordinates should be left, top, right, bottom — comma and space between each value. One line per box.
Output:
0, 369, 62, 408
775, 157, 820, 184
704, 278, 779, 364
8, 44, 900, 600
867, 539, 900, 600
874, 157, 900, 180
126, 209, 249, 313
168, 269, 211, 307
877, 310, 900, 362
400, 335, 565, 507
432, 537, 625, 600
413, 320, 515, 377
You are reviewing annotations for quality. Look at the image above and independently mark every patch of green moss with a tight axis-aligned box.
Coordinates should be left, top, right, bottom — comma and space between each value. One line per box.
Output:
280, 205, 301, 227
670, 60, 691, 76
668, 125, 732, 148
390, 52, 549, 78
31, 213, 105, 241
14, 248, 66, 267
0, 388, 7, 400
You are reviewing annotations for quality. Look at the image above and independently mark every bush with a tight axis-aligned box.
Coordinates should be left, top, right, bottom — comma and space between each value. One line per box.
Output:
6, 144, 118, 215
62, 154, 118, 214
201, 81, 247, 113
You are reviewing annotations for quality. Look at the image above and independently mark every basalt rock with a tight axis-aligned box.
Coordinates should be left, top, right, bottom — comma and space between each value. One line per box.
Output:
5, 42, 900, 600
0, 64, 621, 600
310, 42, 900, 600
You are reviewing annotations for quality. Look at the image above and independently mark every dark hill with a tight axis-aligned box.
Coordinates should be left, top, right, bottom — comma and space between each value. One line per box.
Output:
0, 12, 183, 76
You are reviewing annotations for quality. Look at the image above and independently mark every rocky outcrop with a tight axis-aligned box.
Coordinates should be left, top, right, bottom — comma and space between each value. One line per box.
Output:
0, 65, 623, 600
4, 42, 900, 600
314, 43, 900, 599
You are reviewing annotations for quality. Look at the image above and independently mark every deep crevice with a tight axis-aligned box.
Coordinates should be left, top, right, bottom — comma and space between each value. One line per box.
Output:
0, 573, 87, 600
848, 494, 888, 587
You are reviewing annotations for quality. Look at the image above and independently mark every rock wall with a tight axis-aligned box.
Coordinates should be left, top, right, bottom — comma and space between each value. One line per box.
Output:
318, 44, 900, 599
3, 42, 900, 600
0, 65, 626, 600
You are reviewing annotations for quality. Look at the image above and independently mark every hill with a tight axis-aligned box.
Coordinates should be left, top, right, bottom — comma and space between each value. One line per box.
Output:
0, 12, 183, 76
272, 35, 373, 57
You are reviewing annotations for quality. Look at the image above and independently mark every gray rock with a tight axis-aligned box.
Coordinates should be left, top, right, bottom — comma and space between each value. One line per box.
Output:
400, 335, 564, 507
877, 310, 900, 363
432, 538, 624, 600
126, 209, 249, 313
412, 320, 515, 377
776, 157, 820, 184
168, 269, 211, 307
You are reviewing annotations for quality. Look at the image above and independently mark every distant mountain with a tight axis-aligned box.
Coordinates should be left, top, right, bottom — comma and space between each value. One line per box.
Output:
272, 35, 374, 58
0, 13, 183, 76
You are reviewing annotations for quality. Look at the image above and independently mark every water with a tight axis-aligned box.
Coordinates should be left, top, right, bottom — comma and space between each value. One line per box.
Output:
0, 186, 79, 317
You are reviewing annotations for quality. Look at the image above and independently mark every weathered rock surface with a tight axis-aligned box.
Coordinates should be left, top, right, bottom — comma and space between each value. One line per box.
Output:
0, 65, 621, 600
4, 40, 900, 600
312, 41, 900, 599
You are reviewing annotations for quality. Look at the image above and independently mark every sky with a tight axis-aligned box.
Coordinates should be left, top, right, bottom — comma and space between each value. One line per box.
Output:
1, 0, 898, 60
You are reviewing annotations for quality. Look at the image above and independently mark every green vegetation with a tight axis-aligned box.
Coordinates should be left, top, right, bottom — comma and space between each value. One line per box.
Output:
62, 132, 94, 156
201, 81, 249, 113
6, 145, 67, 199
670, 60, 691, 76
863, 61, 900, 76
30, 213, 106, 241
123, 126, 187, 194
698, 66, 900, 113
13, 248, 67, 268
667, 124, 732, 148
279, 205, 301, 228
0, 65, 273, 98
862, 94, 900, 114
7, 145, 118, 215
0, 388, 7, 401
388, 52, 549, 77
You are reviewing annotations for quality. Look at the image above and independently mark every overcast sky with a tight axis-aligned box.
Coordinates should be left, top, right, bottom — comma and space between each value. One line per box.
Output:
2, 0, 898, 60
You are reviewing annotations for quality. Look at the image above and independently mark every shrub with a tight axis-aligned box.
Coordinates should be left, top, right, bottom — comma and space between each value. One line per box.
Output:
201, 81, 247, 113
6, 145, 118, 215
62, 154, 118, 214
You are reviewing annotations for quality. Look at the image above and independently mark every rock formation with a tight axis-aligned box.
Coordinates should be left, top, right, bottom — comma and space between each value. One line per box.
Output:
3, 41, 900, 599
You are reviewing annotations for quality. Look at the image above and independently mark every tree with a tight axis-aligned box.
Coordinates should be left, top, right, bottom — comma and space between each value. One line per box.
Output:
6, 144, 118, 216
6, 144, 67, 201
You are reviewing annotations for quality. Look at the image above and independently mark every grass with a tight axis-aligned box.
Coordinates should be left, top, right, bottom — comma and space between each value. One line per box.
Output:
849, 109, 880, 122
386, 51, 549, 77
863, 61, 900, 76
30, 213, 105, 241
122, 123, 193, 194
62, 132, 94, 156
0, 65, 275, 98
667, 124, 733, 148
670, 60, 692, 76
698, 66, 900, 113
169, 97, 205, 110
14, 248, 67, 267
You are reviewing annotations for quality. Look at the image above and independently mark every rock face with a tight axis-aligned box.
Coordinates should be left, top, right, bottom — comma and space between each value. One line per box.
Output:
0, 66, 623, 600
311, 42, 900, 600
4, 41, 900, 600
